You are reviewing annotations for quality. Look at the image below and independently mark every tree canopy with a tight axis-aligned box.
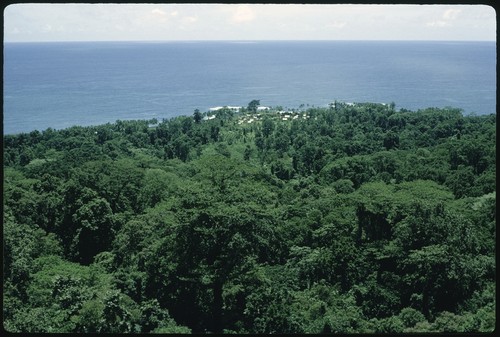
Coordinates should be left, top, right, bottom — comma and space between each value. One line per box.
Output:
3, 103, 496, 333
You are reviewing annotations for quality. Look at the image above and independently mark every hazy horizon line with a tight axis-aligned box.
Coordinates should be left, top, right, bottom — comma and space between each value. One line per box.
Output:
4, 38, 496, 44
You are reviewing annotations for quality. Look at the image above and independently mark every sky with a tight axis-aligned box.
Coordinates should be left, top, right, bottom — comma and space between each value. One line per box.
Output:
3, 3, 496, 42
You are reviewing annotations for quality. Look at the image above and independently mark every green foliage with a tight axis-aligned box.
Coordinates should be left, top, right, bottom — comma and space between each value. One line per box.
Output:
138, 168, 177, 209
247, 99, 260, 113
3, 104, 495, 333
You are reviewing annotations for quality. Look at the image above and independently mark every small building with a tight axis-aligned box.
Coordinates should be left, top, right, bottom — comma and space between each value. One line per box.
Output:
203, 115, 216, 121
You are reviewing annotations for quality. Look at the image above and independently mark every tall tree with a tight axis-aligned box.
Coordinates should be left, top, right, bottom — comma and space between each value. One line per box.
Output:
193, 109, 202, 124
247, 99, 260, 113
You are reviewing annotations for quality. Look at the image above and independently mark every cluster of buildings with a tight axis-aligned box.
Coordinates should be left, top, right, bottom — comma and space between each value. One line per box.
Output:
205, 105, 311, 124
276, 110, 310, 121
237, 113, 263, 125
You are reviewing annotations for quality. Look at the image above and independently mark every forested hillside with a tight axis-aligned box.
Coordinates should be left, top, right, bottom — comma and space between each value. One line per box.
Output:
3, 102, 496, 333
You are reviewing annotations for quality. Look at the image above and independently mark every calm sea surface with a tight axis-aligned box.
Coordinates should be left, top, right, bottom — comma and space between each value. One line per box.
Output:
3, 40, 496, 135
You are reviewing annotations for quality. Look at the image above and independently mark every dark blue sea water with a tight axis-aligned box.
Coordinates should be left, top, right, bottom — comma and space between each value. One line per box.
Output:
3, 40, 496, 135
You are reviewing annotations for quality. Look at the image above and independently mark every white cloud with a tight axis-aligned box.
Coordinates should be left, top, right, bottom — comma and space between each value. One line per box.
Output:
151, 8, 167, 17
443, 8, 461, 20
230, 5, 256, 24
182, 16, 198, 24
150, 8, 168, 23
178, 15, 198, 31
425, 7, 463, 28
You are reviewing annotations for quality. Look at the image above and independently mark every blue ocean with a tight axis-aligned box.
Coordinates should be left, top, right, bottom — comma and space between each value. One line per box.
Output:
3, 40, 496, 135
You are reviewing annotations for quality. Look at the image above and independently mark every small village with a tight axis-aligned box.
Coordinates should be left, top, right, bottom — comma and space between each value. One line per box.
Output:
206, 105, 313, 125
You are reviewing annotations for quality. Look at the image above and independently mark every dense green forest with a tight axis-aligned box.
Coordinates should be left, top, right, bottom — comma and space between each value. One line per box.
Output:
3, 102, 496, 333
